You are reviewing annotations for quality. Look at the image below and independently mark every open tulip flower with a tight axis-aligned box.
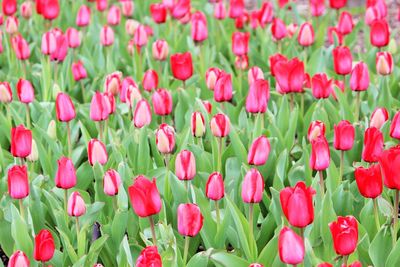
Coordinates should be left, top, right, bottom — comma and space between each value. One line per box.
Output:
1, 0, 400, 266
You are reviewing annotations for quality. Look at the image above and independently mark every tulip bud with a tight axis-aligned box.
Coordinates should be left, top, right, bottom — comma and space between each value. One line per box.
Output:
0, 81, 12, 103
310, 0, 325, 17
125, 19, 139, 36
259, 2, 273, 26
337, 11, 354, 35
34, 229, 55, 262
229, 0, 244, 18
232, 31, 250, 56
71, 61, 87, 81
370, 19, 390, 48
128, 175, 162, 217
11, 34, 30, 60
376, 51, 393, 75
47, 120, 57, 139
297, 22, 315, 47
214, 1, 226, 20
152, 88, 172, 116
247, 135, 271, 166
329, 216, 358, 256
177, 203, 204, 236
170, 52, 193, 82
349, 62, 369, 91
67, 191, 86, 217
27, 139, 38, 162
41, 0, 60, 20
310, 136, 330, 171
133, 99, 152, 128
50, 31, 68, 62
155, 123, 175, 154
202, 101, 212, 114
191, 11, 208, 43
152, 39, 168, 61
390, 111, 400, 140
16, 78, 34, 104
380, 146, 400, 189
191, 112, 205, 137
234, 13, 249, 29
103, 169, 121, 196
206, 67, 221, 90
150, 3, 167, 24
241, 168, 264, 203
90, 92, 110, 121
88, 139, 108, 166
329, 0, 347, 9
136, 246, 162, 267
355, 164, 382, 198
175, 150, 196, 180
121, 1, 134, 17
362, 127, 383, 163
100, 25, 114, 46
333, 46, 352, 75
205, 172, 225, 201
210, 113, 230, 137
248, 66, 264, 85
214, 72, 233, 103
328, 26, 343, 46
142, 69, 158, 92
133, 25, 148, 48
6, 16, 18, 35
20, 1, 33, 19
370, 107, 388, 129
8, 165, 29, 199
2, 0, 17, 16
107, 5, 121, 26
55, 157, 76, 189
311, 73, 332, 99
279, 227, 305, 265
333, 120, 355, 151
11, 125, 32, 158
271, 18, 287, 41
274, 58, 305, 94
76, 5, 91, 27
55, 93, 75, 124
8, 251, 30, 267
66, 27, 81, 48
41, 31, 57, 55
308, 120, 325, 142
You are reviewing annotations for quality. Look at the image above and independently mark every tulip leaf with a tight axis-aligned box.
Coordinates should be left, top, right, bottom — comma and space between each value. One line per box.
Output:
209, 250, 250, 267
369, 227, 393, 267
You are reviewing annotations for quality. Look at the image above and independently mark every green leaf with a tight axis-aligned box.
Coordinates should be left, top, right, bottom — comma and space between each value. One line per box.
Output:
369, 227, 393, 267
210, 250, 250, 267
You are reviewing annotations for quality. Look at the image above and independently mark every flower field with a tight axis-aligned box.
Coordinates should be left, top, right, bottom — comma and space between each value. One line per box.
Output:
0, 0, 399, 266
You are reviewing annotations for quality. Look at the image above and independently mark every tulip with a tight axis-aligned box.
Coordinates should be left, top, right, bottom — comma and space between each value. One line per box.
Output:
20, 1, 32, 19
170, 52, 193, 83
8, 251, 30, 267
11, 125, 32, 158
203, 101, 212, 114
90, 92, 110, 121
133, 99, 152, 128
178, 203, 204, 237
125, 19, 139, 36
71, 61, 87, 81
280, 181, 316, 228
329, 0, 347, 9
376, 51, 393, 76
156, 124, 175, 154
55, 93, 76, 123
278, 226, 305, 265
248, 136, 270, 166
310, 135, 330, 171
50, 33, 68, 62
120, 76, 138, 103
214, 72, 233, 103
5, 16, 18, 35
269, 53, 287, 77
248, 66, 264, 85
41, 31, 57, 55
41, 0, 59, 20
191, 112, 205, 138
171, 0, 190, 19
246, 79, 270, 113
370, 107, 388, 129
318, 263, 333, 267
370, 19, 389, 48
0, 81, 12, 103
271, 18, 287, 41
214, 1, 226, 20
26, 139, 38, 162
136, 246, 162, 267
47, 120, 57, 139
88, 139, 108, 166
390, 111, 400, 140
107, 5, 121, 26
259, 2, 273, 27
152, 89, 172, 116
311, 73, 332, 99
96, 0, 107, 11
100, 25, 114, 46
337, 11, 354, 35
210, 113, 230, 137
104, 71, 122, 96
76, 5, 91, 27
206, 172, 225, 201
8, 165, 29, 199
206, 68, 221, 90
328, 26, 343, 45
308, 120, 325, 142
365, 6, 382, 25
249, 10, 259, 30
67, 191, 86, 217
310, 0, 325, 17
232, 31, 250, 56
142, 69, 158, 92
229, 0, 244, 18
152, 40, 168, 61
242, 168, 264, 203
55, 157, 76, 189
298, 22, 315, 47
16, 79, 34, 104
379, 146, 400, 189
334, 120, 355, 151
333, 46, 352, 76
11, 35, 30, 60
66, 27, 81, 48
349, 62, 369, 91
2, 0, 17, 16
133, 25, 148, 49
329, 216, 358, 256
191, 11, 208, 43
128, 175, 162, 217
362, 127, 383, 163
274, 58, 305, 94
234, 13, 249, 29
34, 229, 55, 262
121, 1, 134, 17
175, 150, 196, 180
235, 55, 248, 70
355, 164, 382, 198
103, 169, 121, 196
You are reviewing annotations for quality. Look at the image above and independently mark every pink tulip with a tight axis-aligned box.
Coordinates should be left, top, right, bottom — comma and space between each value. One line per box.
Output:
152, 88, 172, 116
142, 70, 158, 92
248, 136, 270, 166
133, 99, 152, 128
16, 79, 34, 104
175, 150, 196, 180
248, 66, 264, 85
0, 81, 12, 103
191, 11, 208, 43
66, 27, 81, 48
41, 31, 57, 55
206, 172, 225, 200
103, 169, 121, 196
210, 113, 230, 137
214, 72, 233, 103
133, 25, 148, 49
88, 139, 108, 166
370, 107, 388, 129
71, 61, 87, 81
278, 227, 305, 265
107, 5, 121, 26
76, 5, 91, 27
310, 135, 330, 171
55, 157, 76, 189
67, 191, 86, 217
90, 92, 110, 121
246, 79, 270, 113
152, 40, 168, 61
155, 123, 175, 154
349, 62, 369, 91
241, 168, 264, 203
100, 25, 114, 46
297, 22, 315, 47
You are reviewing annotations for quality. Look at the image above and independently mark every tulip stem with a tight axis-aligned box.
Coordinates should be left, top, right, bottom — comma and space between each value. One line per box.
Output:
183, 236, 190, 265
75, 217, 80, 238
66, 122, 72, 158
238, 63, 243, 98
355, 91, 361, 122
217, 137, 223, 173
343, 255, 348, 267
319, 171, 325, 196
80, 81, 86, 103
339, 150, 344, 184
113, 197, 118, 211
25, 104, 30, 128
149, 216, 158, 247
19, 199, 25, 220
6, 104, 12, 126
42, 261, 45, 267
98, 121, 104, 142
249, 203, 254, 237
373, 198, 380, 231
182, 80, 186, 90
289, 93, 294, 112
64, 189, 68, 213
215, 200, 221, 225
393, 190, 399, 245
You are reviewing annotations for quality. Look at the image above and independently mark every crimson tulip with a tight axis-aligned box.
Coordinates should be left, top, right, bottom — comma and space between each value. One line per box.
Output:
228, 0, 244, 19
171, 0, 190, 20
96, 0, 107, 11
355, 164, 382, 198
2, 0, 17, 16
311, 73, 332, 99
206, 172, 225, 201
259, 2, 273, 26
177, 203, 204, 236
170, 52, 193, 82
362, 127, 383, 163
41, 0, 59, 20
370, 19, 389, 48
269, 53, 287, 77
390, 111, 400, 140
298, 22, 315, 47
191, 11, 208, 43
34, 229, 55, 262
349, 62, 369, 91
333, 46, 352, 75
16, 79, 34, 104
103, 169, 121, 196
56, 93, 75, 122
271, 18, 287, 41
50, 32, 68, 62
8, 165, 29, 199
337, 11, 354, 35
88, 139, 108, 166
136, 246, 162, 267
128, 175, 162, 217
71, 61, 87, 81
214, 72, 233, 102
246, 79, 270, 113
329, 0, 347, 9
55, 157, 76, 189
11, 125, 32, 158
380, 146, 400, 190
329, 216, 358, 256
175, 150, 196, 180
232, 31, 250, 56
241, 168, 264, 203
310, 135, 330, 171
278, 226, 305, 265
274, 58, 305, 94
310, 0, 325, 17
150, 3, 167, 24
152, 88, 172, 116
247, 136, 270, 166
155, 123, 175, 154
334, 120, 355, 151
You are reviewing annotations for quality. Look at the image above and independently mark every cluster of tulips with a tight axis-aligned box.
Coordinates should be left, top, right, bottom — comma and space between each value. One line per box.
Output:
0, 0, 400, 266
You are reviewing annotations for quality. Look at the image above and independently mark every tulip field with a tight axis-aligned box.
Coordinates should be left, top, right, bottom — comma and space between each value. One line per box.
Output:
1, 0, 400, 266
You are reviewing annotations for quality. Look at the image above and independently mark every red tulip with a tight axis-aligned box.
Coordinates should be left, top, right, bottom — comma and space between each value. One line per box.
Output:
175, 150, 196, 180
246, 79, 270, 113
128, 175, 162, 217
349, 62, 369, 91
42, 0, 59, 20
355, 164, 382, 198
136, 246, 162, 267
142, 69, 158, 92
55, 157, 76, 189
152, 88, 172, 116
271, 18, 287, 41
329, 216, 358, 256
177, 203, 204, 236
206, 172, 225, 201
96, 0, 108, 11
150, 3, 167, 24
278, 226, 305, 265
90, 92, 110, 121
308, 120, 326, 142
214, 72, 233, 103
278, 0, 290, 8
210, 113, 230, 137
298, 22, 315, 47
229, 0, 244, 19
8, 165, 29, 199
380, 146, 400, 190
152, 39, 168, 61
328, 26, 343, 45
88, 139, 108, 166
311, 73, 332, 99
248, 66, 264, 85
55, 92, 76, 122
107, 5, 121, 26
247, 136, 270, 166
370, 107, 388, 129
206, 67, 222, 90
365, 5, 382, 25
103, 169, 121, 196
310, 0, 325, 17
11, 125, 32, 158
8, 251, 30, 267
310, 135, 330, 171
71, 61, 87, 81
76, 5, 91, 27
11, 34, 30, 60
67, 191, 86, 217
133, 99, 152, 128
66, 27, 81, 48
259, 2, 273, 27
329, 0, 347, 9
2, 0, 17, 16
50, 32, 68, 62
155, 123, 175, 154
337, 11, 354, 35
368, 0, 387, 16
318, 263, 333, 267
332, 46, 352, 75
234, 13, 249, 29
390, 111, 400, 140
214, 1, 226, 20
170, 52, 193, 82
203, 100, 212, 114
280, 181, 316, 228
376, 51, 393, 76
370, 19, 389, 48
34, 229, 55, 262
362, 127, 383, 163
0, 81, 12, 103
241, 168, 264, 203
100, 25, 114, 46
171, 0, 190, 20
16, 79, 34, 104
274, 58, 305, 94
191, 11, 208, 43
269, 53, 287, 77
232, 31, 250, 56
333, 120, 355, 151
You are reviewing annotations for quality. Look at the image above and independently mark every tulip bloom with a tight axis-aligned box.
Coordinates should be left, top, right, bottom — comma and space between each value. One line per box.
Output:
229, 0, 244, 19
191, 11, 208, 43
297, 22, 315, 47
152, 40, 168, 61
362, 127, 383, 163
16, 79, 34, 104
329, 0, 347, 9
55, 157, 77, 189
104, 71, 122, 95
8, 165, 29, 199
274, 58, 305, 94
136, 246, 162, 267
328, 27, 343, 45
214, 72, 233, 102
311, 73, 332, 99
278, 227, 305, 265
231, 32, 250, 56
370, 107, 388, 129
88, 139, 108, 166
214, 1, 226, 20
0, 81, 12, 103
247, 136, 270, 166
170, 52, 193, 82
133, 99, 152, 128
76, 5, 91, 27
128, 175, 162, 217
152, 89, 172, 116
248, 66, 264, 86
41, 31, 57, 55
329, 216, 358, 256
349, 62, 370, 91
246, 79, 270, 113
103, 169, 121, 196
66, 28, 80, 49
269, 53, 287, 77
206, 68, 222, 90
34, 229, 55, 262
337, 11, 354, 35
241, 168, 264, 203
6, 16, 19, 35
177, 203, 204, 236
206, 172, 225, 201
11, 35, 30, 60
155, 124, 175, 154
308, 120, 326, 142
71, 61, 88, 81
380, 146, 400, 190
310, 0, 325, 17
271, 18, 287, 41
2, 0, 17, 16
142, 69, 158, 92
376, 52, 393, 76
370, 19, 389, 48
8, 251, 30, 267
90, 92, 110, 121
390, 111, 400, 139
210, 113, 230, 137
355, 164, 382, 198
334, 120, 355, 151
55, 93, 76, 122
175, 150, 196, 180
259, 2, 273, 26
310, 136, 330, 171
333, 46, 352, 75
150, 3, 167, 24
107, 5, 121, 26
191, 112, 206, 138
67, 191, 86, 217
100, 25, 114, 46
50, 33, 68, 62
11, 125, 32, 158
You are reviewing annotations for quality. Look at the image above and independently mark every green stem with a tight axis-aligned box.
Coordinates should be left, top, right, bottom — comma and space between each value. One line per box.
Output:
319, 171, 325, 196
99, 121, 104, 142
6, 104, 12, 127
66, 122, 72, 158
339, 150, 344, 184
149, 216, 158, 247
238, 64, 243, 98
393, 190, 399, 245
373, 198, 380, 231
75, 217, 80, 239
113, 196, 118, 211
290, 93, 294, 112
249, 203, 254, 237
343, 255, 348, 267
215, 200, 220, 225
25, 104, 30, 128
217, 137, 223, 173
182, 80, 186, 90
183, 236, 190, 265
19, 199, 25, 220
64, 189, 68, 213
355, 91, 361, 122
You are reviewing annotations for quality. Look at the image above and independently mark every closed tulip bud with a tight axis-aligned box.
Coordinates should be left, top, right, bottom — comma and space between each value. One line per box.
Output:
88, 139, 108, 166
90, 92, 110, 121
205, 67, 221, 90
55, 92, 75, 122
247, 135, 270, 165
232, 31, 250, 56
133, 99, 152, 128
26, 139, 38, 162
71, 61, 87, 81
349, 62, 369, 91
8, 251, 30, 267
42, 0, 59, 20
248, 67, 264, 86
5, 16, 18, 35
298, 22, 315, 47
16, 78, 34, 104
191, 112, 205, 137
234, 13, 249, 29
329, 0, 347, 9
121, 1, 134, 17
214, 1, 226, 20
47, 120, 57, 139
329, 216, 358, 256
55, 157, 76, 189
390, 111, 400, 139
191, 11, 208, 43
152, 88, 172, 116
67, 191, 86, 217
76, 5, 91, 27
205, 172, 225, 200
362, 127, 383, 163
370, 19, 389, 48
214, 72, 233, 102
0, 81, 12, 103
310, 0, 325, 17
235, 55, 248, 70
380, 146, 400, 189
269, 53, 287, 77
152, 39, 168, 61
328, 26, 343, 45
120, 77, 138, 102
370, 107, 388, 129
103, 169, 121, 196
128, 175, 162, 217
310, 136, 330, 171
150, 3, 167, 24
170, 52, 193, 81
8, 165, 29, 199
171, 0, 190, 20
337, 11, 353, 35
107, 5, 121, 26
333, 46, 352, 75
100, 25, 114, 46
2, 0, 17, 16
274, 58, 305, 94
241, 168, 264, 203
177, 203, 204, 236
41, 31, 57, 55
50, 32, 68, 62
104, 72, 122, 96
155, 124, 175, 154
271, 18, 287, 41
34, 229, 55, 262
203, 100, 212, 114
66, 27, 81, 48
210, 113, 230, 137
259, 2, 273, 27
355, 164, 382, 198
376, 51, 393, 75
96, 0, 107, 11
278, 227, 305, 265
125, 19, 138, 36
136, 246, 162, 267
11, 125, 32, 158
308, 120, 325, 142
142, 70, 158, 92
20, 1, 32, 19
11, 35, 30, 60
246, 79, 270, 113
311, 73, 332, 99
229, 0, 244, 18
175, 150, 196, 180
333, 120, 355, 151
133, 25, 148, 48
